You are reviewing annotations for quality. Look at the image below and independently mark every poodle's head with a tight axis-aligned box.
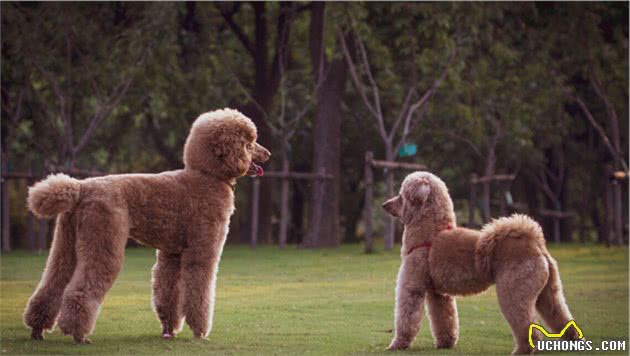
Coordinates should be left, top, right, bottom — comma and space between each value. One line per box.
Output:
183, 108, 270, 180
381, 171, 454, 225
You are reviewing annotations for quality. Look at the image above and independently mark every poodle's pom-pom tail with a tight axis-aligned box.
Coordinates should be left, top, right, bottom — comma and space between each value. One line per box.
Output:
475, 214, 546, 278
27, 174, 81, 218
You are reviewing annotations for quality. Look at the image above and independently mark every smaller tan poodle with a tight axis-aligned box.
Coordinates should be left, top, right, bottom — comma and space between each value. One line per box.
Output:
24, 108, 270, 344
382, 172, 579, 355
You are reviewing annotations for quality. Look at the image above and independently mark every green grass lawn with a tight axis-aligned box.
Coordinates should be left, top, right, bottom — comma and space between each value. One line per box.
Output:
0, 244, 627, 355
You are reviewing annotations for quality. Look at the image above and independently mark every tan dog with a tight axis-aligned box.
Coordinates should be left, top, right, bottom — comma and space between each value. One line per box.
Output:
24, 108, 270, 344
382, 172, 579, 354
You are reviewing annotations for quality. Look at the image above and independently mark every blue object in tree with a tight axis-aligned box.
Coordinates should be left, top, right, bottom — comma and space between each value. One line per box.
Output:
399, 143, 417, 157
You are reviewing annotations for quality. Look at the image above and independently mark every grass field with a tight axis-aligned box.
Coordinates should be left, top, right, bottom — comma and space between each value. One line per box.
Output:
0, 244, 627, 355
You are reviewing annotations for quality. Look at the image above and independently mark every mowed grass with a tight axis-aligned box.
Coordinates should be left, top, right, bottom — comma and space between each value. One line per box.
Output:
0, 243, 627, 355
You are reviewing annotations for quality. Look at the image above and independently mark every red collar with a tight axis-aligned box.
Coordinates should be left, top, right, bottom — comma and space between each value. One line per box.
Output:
406, 224, 453, 255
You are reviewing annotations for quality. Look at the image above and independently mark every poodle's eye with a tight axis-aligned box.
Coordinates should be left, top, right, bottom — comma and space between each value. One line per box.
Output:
246, 143, 254, 151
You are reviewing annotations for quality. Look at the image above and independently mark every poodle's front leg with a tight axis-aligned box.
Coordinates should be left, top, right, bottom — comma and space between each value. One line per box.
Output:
151, 250, 184, 339
426, 291, 459, 348
388, 256, 427, 350
181, 247, 219, 338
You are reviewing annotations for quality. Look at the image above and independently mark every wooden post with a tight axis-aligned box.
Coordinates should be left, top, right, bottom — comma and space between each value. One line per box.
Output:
250, 179, 261, 249
612, 177, 624, 246
1, 153, 10, 252
38, 219, 49, 253
469, 174, 477, 227
498, 181, 507, 216
364, 152, 374, 253
278, 157, 290, 249
27, 212, 36, 251
553, 216, 561, 244
27, 164, 36, 250
604, 164, 615, 246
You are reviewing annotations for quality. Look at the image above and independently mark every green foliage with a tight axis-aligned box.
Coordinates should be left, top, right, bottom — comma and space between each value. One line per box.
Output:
0, 244, 628, 355
1, 2, 627, 244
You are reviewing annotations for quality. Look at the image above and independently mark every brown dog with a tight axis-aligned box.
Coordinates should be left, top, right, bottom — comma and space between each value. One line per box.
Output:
24, 108, 270, 344
382, 172, 579, 354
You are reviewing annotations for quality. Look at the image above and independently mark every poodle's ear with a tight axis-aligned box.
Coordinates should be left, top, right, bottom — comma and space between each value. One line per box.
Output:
382, 195, 403, 217
409, 183, 431, 205
211, 131, 246, 175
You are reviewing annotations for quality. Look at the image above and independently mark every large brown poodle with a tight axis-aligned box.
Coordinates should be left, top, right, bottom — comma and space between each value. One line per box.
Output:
382, 172, 579, 355
24, 108, 270, 344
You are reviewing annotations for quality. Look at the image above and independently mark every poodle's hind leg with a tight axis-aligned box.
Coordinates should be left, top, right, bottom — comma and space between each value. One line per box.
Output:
181, 247, 219, 339
151, 250, 184, 339
426, 291, 459, 349
496, 256, 549, 355
535, 256, 580, 341
388, 257, 427, 350
24, 213, 77, 340
56, 205, 128, 344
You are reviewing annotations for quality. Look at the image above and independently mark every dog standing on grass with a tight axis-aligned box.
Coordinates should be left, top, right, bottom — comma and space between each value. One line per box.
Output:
382, 171, 579, 354
23, 108, 270, 344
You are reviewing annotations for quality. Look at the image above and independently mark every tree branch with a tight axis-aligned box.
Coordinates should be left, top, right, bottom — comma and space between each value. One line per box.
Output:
394, 48, 456, 151
338, 30, 386, 141
573, 95, 628, 172
356, 31, 383, 120
216, 3, 255, 58
73, 75, 134, 155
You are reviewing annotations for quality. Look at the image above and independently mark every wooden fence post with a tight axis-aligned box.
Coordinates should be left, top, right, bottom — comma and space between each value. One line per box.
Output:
552, 215, 561, 244
498, 181, 507, 216
364, 152, 374, 253
38, 219, 49, 253
604, 164, 615, 246
278, 161, 290, 249
1, 153, 10, 252
250, 179, 261, 249
469, 173, 477, 227
612, 177, 624, 246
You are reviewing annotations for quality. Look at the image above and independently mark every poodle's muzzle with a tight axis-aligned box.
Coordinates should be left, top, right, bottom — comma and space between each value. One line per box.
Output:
248, 143, 271, 177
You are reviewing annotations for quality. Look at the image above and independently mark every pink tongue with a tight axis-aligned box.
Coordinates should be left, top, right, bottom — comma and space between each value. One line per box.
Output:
256, 165, 264, 176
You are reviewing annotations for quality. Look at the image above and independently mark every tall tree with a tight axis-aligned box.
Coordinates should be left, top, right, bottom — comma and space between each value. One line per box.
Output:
216, 2, 300, 243
301, 3, 348, 248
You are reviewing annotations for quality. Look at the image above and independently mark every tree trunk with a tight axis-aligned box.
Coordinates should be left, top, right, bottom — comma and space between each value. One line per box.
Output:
290, 180, 305, 244
364, 151, 374, 253
606, 93, 625, 245
304, 3, 346, 248
1, 152, 10, 252
238, 3, 296, 245
384, 147, 395, 251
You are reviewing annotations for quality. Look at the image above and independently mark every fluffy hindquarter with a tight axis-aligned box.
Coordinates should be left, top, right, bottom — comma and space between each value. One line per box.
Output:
28, 174, 81, 218
475, 214, 547, 279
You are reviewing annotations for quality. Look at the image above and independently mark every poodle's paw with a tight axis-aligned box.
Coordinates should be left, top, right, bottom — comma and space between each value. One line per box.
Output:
73, 336, 92, 345
434, 338, 457, 349
30, 328, 44, 341
193, 332, 209, 340
162, 332, 174, 340
387, 340, 410, 351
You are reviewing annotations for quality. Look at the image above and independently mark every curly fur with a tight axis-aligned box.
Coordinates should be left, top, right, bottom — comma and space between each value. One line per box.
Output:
27, 174, 81, 218
23, 108, 270, 344
382, 172, 578, 355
